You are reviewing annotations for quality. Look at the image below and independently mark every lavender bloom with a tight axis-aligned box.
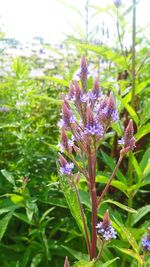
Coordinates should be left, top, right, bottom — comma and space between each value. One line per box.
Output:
113, 0, 121, 8
74, 55, 89, 92
101, 92, 119, 122
96, 210, 117, 241
89, 77, 102, 100
119, 120, 136, 154
62, 100, 75, 129
59, 155, 74, 175
59, 128, 73, 153
142, 228, 150, 252
84, 106, 103, 137
0, 107, 10, 112
142, 236, 150, 252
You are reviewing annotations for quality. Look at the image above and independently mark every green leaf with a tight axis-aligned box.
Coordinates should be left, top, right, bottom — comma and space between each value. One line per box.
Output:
39, 76, 69, 86
10, 194, 24, 205
140, 147, 150, 172
1, 169, 16, 186
101, 257, 119, 267
0, 212, 13, 240
113, 218, 139, 253
131, 204, 150, 226
31, 254, 42, 267
62, 245, 88, 261
131, 155, 142, 181
100, 151, 126, 183
96, 175, 128, 196
73, 260, 95, 267
60, 175, 88, 235
121, 100, 139, 125
135, 123, 150, 141
103, 199, 137, 214
115, 247, 143, 266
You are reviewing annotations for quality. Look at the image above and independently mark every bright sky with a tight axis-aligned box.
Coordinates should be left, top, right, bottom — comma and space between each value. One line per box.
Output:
0, 0, 149, 43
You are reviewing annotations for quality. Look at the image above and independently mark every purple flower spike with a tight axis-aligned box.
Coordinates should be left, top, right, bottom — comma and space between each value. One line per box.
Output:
119, 120, 136, 155
84, 106, 103, 137
142, 228, 150, 252
59, 154, 74, 175
62, 100, 75, 129
89, 77, 101, 100
74, 55, 89, 91
60, 128, 73, 153
96, 210, 117, 241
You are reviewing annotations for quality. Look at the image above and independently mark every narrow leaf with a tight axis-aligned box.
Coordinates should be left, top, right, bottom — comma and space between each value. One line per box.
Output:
103, 199, 137, 214
0, 212, 13, 240
131, 205, 150, 226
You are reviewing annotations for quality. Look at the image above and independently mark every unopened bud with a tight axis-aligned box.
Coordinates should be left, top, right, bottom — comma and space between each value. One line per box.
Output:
64, 256, 70, 267
103, 209, 110, 228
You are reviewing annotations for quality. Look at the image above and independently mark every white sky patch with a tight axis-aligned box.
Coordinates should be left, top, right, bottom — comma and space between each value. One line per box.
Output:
0, 0, 149, 43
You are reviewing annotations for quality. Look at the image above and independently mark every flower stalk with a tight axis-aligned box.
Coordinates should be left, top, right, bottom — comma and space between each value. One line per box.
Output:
58, 56, 135, 262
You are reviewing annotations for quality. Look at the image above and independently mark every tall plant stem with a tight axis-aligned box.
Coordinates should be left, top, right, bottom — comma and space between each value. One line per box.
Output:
88, 150, 97, 259
73, 181, 91, 258
97, 156, 123, 208
127, 0, 136, 225
121, 2, 136, 266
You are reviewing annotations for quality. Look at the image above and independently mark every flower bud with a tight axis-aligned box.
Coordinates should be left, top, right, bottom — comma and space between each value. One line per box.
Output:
119, 120, 136, 155
64, 256, 70, 267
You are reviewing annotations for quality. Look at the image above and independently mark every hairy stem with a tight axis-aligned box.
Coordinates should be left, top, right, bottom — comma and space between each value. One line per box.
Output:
97, 156, 123, 208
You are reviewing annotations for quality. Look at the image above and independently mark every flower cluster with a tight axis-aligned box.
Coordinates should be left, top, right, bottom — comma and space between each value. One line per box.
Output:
59, 154, 74, 176
96, 210, 117, 241
58, 55, 120, 176
142, 228, 150, 252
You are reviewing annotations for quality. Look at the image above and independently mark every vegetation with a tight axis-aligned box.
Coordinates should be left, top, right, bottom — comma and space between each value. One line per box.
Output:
0, 1, 150, 266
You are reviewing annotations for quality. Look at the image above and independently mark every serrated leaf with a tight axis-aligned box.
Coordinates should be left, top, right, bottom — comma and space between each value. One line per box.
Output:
103, 199, 137, 213
131, 204, 150, 226
0, 212, 13, 240
1, 169, 16, 186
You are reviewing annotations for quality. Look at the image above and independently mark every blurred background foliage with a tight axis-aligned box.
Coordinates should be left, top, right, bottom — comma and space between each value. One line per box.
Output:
0, 0, 150, 266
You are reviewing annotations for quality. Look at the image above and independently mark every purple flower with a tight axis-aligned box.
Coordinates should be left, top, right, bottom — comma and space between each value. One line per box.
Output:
89, 78, 102, 100
59, 154, 74, 175
96, 210, 117, 241
142, 236, 150, 252
84, 124, 103, 137
0, 107, 10, 112
113, 0, 121, 8
84, 106, 103, 137
119, 120, 136, 155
